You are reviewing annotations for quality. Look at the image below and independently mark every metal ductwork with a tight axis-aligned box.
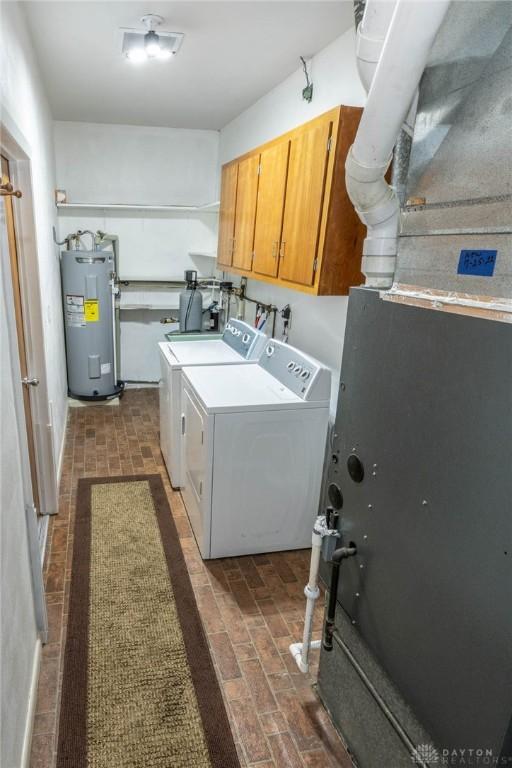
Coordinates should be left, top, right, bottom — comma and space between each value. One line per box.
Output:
346, 0, 451, 288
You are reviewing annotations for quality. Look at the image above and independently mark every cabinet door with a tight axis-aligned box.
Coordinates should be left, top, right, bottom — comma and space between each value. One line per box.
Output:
232, 154, 260, 271
279, 118, 332, 286
252, 141, 290, 277
217, 163, 238, 268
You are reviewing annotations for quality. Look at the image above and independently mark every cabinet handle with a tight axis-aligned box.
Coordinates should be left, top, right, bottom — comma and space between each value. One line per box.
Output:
280, 241, 286, 259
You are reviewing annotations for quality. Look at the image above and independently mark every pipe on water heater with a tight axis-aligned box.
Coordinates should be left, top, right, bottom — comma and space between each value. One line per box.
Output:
346, 0, 451, 288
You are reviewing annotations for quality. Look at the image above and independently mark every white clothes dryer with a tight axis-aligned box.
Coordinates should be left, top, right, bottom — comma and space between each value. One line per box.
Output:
158, 319, 266, 488
180, 338, 331, 559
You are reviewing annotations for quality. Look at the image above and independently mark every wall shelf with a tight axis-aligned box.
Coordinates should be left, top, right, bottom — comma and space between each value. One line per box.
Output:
119, 304, 179, 311
189, 250, 218, 259
56, 201, 220, 213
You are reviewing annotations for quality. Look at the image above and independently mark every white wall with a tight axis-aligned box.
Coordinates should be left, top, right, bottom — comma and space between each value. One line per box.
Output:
219, 28, 366, 414
54, 121, 220, 381
54, 121, 219, 208
0, 3, 66, 764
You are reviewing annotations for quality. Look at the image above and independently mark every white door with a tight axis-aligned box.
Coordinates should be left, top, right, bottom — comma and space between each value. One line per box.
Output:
158, 349, 171, 470
0, 156, 57, 518
181, 385, 209, 556
1, 153, 48, 640
210, 407, 329, 558
168, 367, 183, 488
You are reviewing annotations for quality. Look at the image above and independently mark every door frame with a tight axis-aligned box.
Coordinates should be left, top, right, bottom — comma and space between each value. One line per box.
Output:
1, 110, 58, 525
1, 110, 56, 640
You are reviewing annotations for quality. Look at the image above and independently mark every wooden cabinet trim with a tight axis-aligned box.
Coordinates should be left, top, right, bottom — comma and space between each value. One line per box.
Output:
220, 106, 342, 170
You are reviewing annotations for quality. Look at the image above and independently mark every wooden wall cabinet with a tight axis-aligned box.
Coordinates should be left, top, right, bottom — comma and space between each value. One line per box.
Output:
232, 154, 260, 271
217, 105, 364, 296
252, 141, 289, 278
217, 162, 238, 268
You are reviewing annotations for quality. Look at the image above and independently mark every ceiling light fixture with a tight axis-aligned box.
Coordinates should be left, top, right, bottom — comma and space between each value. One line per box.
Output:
121, 14, 184, 63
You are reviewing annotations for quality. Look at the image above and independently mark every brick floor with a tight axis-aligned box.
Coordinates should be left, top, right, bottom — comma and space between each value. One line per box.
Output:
30, 388, 353, 768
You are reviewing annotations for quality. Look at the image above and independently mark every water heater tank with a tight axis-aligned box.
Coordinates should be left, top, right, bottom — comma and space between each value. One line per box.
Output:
61, 249, 121, 399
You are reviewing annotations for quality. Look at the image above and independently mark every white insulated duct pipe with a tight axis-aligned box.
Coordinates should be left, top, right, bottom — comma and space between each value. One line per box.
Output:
356, 0, 418, 134
346, 0, 451, 288
356, 0, 397, 93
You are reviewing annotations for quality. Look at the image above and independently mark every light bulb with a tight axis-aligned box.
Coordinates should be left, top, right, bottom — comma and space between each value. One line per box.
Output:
145, 42, 160, 58
126, 48, 147, 63
144, 30, 160, 58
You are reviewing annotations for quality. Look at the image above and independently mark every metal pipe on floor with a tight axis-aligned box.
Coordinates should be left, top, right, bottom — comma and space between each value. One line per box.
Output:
323, 545, 357, 652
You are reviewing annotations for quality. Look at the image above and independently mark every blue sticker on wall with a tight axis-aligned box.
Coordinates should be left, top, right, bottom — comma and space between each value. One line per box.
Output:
457, 249, 497, 277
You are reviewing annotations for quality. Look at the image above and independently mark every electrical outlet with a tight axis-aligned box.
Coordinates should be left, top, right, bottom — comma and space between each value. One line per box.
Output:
302, 83, 313, 103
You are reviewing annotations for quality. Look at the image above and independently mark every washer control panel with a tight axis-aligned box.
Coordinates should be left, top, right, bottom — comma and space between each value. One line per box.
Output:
222, 319, 267, 359
261, 339, 331, 401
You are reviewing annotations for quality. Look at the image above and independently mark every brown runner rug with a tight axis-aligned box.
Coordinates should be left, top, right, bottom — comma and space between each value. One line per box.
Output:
57, 474, 240, 768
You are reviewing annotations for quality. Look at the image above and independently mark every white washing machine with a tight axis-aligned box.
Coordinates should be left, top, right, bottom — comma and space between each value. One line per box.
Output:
180, 339, 331, 559
158, 319, 266, 488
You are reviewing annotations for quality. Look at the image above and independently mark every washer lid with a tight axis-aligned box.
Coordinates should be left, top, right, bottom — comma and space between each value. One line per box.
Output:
182, 364, 329, 413
159, 340, 244, 368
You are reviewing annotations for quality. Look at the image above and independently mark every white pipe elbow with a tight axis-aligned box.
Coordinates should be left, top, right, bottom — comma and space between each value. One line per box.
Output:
345, 147, 399, 288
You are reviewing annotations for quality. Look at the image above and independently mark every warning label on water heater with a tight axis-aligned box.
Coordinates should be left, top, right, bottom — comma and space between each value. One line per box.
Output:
84, 300, 100, 322
66, 294, 85, 327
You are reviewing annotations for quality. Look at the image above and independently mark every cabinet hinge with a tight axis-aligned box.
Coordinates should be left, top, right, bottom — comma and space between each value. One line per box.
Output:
257, 163, 262, 175
313, 257, 318, 272
327, 136, 332, 152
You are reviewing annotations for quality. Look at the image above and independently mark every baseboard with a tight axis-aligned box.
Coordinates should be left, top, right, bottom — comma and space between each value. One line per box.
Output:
20, 639, 41, 768
124, 381, 159, 389
56, 398, 69, 486
38, 515, 49, 565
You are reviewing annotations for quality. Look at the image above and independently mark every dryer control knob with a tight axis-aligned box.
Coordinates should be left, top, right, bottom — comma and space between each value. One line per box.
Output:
242, 333, 250, 344
300, 370, 310, 380
266, 344, 275, 357
293, 365, 302, 375
287, 361, 295, 371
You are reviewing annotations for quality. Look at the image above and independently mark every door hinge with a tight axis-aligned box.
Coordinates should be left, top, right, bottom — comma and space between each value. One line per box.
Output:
199, 481, 203, 497
181, 414, 186, 435
313, 257, 318, 272
201, 430, 204, 445
327, 136, 332, 152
